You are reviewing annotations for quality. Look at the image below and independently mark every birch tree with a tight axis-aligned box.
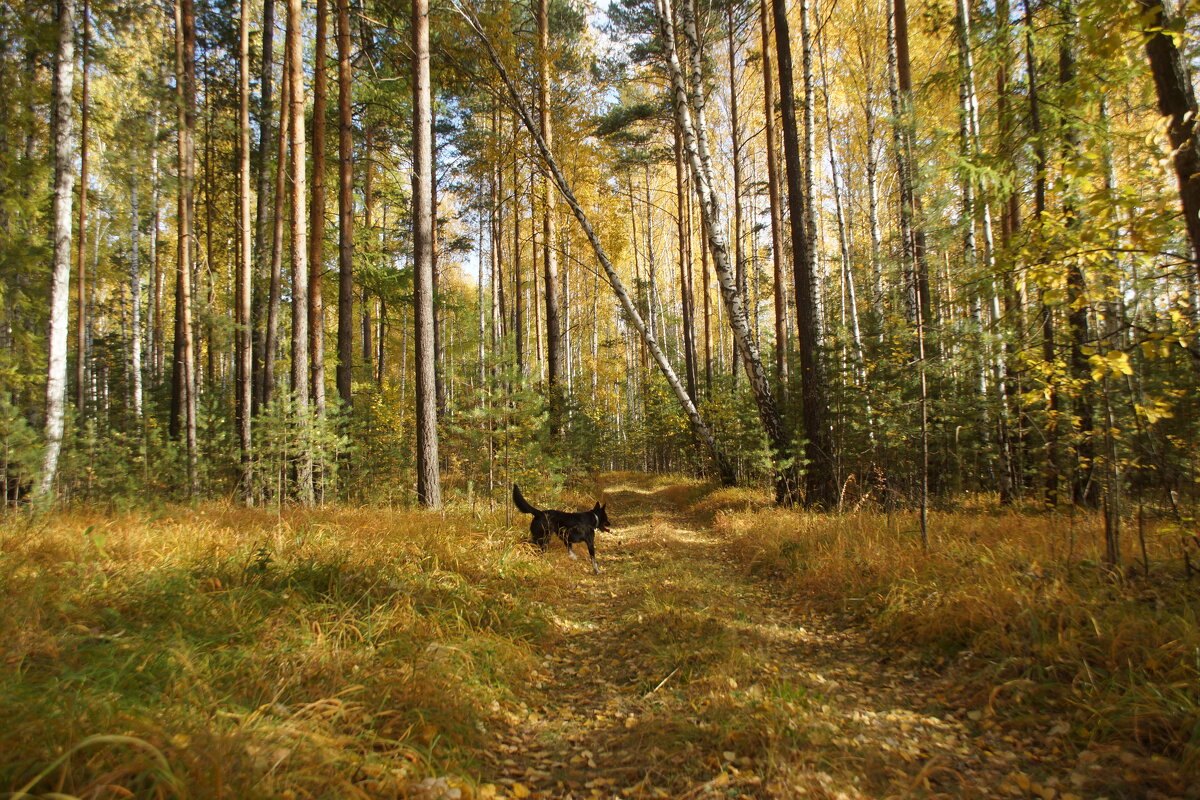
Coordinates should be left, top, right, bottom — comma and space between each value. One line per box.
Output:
35, 0, 77, 501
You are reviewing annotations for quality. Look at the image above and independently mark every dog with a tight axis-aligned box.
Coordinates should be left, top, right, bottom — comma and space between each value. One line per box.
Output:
512, 484, 610, 575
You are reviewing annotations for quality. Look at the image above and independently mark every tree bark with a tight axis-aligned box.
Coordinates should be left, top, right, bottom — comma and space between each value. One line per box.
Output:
513, 132, 524, 377
1024, 0, 1058, 508
151, 109, 163, 380
336, 0, 354, 408
252, 0, 276, 412
413, 0, 441, 507
538, 0, 564, 430
130, 176, 143, 418
1059, 1, 1095, 506
286, 0, 314, 504
766, 0, 836, 506
264, 47, 290, 408
890, 0, 930, 330
800, 0, 820, 335
362, 125, 373, 368
309, 0, 328, 418
759, 0, 787, 396
727, 1, 745, 383
661, 0, 803, 504
74, 0, 89, 416
36, 0, 77, 501
1137, 0, 1200, 278
675, 119, 698, 403
237, 0, 253, 501
175, 0, 199, 496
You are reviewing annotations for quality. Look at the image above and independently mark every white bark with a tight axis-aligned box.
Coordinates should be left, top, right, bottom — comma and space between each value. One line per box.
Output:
657, 0, 797, 501
130, 177, 143, 417
37, 0, 77, 501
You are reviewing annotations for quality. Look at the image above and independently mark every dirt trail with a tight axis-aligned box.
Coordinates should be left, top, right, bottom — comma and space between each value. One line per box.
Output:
478, 478, 1086, 799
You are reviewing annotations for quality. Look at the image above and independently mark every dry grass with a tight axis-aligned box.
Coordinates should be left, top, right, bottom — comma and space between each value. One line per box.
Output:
4, 481, 1197, 798
0, 503, 571, 798
717, 501, 1200, 766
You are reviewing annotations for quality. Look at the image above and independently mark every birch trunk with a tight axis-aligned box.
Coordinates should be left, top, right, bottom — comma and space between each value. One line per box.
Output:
130, 176, 143, 418
727, 2, 744, 382
817, 23, 863, 377
675, 120, 698, 403
800, 0, 821, 335
660, 0, 803, 504
36, 0, 77, 501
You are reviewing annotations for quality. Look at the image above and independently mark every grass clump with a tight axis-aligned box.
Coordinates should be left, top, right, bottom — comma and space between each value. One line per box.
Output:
0, 503, 565, 798
718, 505, 1200, 766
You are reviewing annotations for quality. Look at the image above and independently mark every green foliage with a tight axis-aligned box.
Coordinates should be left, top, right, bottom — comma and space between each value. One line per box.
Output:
251, 394, 349, 505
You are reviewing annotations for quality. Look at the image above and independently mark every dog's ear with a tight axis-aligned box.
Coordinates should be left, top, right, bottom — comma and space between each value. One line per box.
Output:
601, 502, 607, 511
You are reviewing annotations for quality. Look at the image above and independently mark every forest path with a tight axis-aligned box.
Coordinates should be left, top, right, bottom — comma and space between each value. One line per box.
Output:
478, 476, 1080, 800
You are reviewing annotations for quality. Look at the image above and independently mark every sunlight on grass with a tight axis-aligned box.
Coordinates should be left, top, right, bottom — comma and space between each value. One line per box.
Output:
718, 504, 1200, 767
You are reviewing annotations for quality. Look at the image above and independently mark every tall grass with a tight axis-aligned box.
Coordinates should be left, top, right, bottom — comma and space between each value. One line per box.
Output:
0, 504, 568, 798
718, 503, 1200, 766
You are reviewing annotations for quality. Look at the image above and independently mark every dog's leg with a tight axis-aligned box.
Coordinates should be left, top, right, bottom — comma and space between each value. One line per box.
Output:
585, 531, 600, 575
560, 529, 578, 559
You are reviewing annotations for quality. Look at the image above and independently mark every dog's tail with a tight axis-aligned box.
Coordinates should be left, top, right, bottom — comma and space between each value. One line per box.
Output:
512, 484, 541, 516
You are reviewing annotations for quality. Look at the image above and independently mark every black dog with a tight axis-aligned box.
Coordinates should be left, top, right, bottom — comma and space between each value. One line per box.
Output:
512, 484, 610, 574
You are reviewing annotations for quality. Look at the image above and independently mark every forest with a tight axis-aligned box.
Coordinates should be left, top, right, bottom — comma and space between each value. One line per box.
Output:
1, 0, 1199, 796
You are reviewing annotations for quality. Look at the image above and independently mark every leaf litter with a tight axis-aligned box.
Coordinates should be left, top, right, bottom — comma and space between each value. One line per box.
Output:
463, 479, 1195, 799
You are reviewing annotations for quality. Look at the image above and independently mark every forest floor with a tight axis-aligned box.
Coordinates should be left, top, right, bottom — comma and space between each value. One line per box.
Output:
469, 475, 1191, 800
1, 474, 1194, 799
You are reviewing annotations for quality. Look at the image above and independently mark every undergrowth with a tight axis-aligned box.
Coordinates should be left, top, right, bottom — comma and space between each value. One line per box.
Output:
0, 504, 569, 798
717, 501, 1200, 767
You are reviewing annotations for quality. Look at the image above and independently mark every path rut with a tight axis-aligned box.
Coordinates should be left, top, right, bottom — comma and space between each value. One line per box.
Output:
475, 478, 1102, 799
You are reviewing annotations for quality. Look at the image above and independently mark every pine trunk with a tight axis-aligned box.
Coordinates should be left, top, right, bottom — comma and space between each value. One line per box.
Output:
237, 0, 253, 500
75, 0, 89, 415
336, 0, 354, 407
309, 0, 328, 418
762, 0, 836, 506
176, 0, 199, 496
252, 0, 275, 412
413, 0, 441, 507
759, 0, 787, 396
264, 48, 290, 408
538, 0, 563, 430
